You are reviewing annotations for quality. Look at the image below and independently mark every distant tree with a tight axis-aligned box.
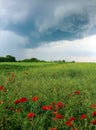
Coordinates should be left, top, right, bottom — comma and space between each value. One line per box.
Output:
22, 59, 30, 62
5, 55, 16, 62
71, 61, 75, 63
22, 57, 40, 62
0, 57, 6, 62
30, 58, 39, 62
62, 60, 65, 62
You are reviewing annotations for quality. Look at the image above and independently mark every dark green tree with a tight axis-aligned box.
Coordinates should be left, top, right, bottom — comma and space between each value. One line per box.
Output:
0, 57, 6, 62
23, 57, 40, 62
5, 55, 16, 62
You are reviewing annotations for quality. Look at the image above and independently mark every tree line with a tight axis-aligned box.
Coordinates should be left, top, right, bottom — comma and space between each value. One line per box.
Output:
0, 55, 45, 62
0, 55, 16, 62
0, 55, 75, 63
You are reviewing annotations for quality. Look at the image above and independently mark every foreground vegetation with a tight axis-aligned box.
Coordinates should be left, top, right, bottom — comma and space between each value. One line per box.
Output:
0, 62, 96, 130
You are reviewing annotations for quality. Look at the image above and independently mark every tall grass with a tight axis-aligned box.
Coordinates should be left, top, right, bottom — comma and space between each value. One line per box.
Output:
0, 62, 96, 130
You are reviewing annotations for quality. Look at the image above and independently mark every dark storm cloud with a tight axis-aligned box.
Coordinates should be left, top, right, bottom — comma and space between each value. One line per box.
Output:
0, 0, 96, 48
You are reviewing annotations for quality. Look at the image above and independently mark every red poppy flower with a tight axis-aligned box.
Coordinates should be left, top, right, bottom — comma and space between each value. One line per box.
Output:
0, 85, 5, 92
50, 128, 57, 130
74, 90, 80, 95
92, 111, 96, 117
68, 117, 75, 121
42, 105, 53, 110
14, 99, 20, 104
27, 112, 35, 118
53, 113, 64, 120
53, 111, 58, 115
91, 119, 96, 125
16, 108, 21, 113
32, 96, 38, 102
91, 104, 96, 109
80, 114, 87, 120
56, 101, 64, 108
56, 113, 64, 119
19, 97, 27, 103
65, 121, 73, 127
14, 97, 27, 104
72, 128, 77, 130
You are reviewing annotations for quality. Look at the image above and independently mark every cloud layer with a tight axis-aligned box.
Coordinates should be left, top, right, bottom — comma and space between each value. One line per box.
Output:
0, 30, 28, 59
24, 35, 96, 62
0, 0, 96, 47
0, 0, 96, 61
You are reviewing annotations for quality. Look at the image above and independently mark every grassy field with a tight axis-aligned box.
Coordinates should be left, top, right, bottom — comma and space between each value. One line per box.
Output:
0, 62, 96, 130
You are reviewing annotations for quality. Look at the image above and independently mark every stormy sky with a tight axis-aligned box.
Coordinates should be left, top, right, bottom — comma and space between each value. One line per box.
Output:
0, 0, 96, 62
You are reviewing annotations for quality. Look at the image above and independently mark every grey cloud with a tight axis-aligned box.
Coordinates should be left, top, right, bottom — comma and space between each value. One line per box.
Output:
0, 0, 96, 47
0, 30, 29, 59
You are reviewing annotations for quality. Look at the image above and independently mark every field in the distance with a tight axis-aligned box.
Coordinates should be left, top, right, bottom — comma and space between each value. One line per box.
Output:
0, 62, 96, 130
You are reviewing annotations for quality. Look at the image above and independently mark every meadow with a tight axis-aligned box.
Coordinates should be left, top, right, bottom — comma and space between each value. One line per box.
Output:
0, 62, 96, 130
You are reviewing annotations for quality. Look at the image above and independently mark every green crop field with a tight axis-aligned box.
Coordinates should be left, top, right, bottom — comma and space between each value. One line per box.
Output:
0, 62, 96, 130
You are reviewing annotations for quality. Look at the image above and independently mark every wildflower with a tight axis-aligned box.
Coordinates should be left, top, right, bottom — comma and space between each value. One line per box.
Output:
92, 111, 96, 117
74, 90, 80, 95
14, 97, 27, 105
53, 113, 64, 120
68, 117, 75, 121
65, 116, 75, 127
91, 104, 96, 109
42, 105, 53, 110
27, 112, 35, 118
56, 101, 64, 108
16, 108, 21, 113
53, 111, 58, 115
50, 128, 57, 130
91, 119, 96, 125
0, 85, 5, 92
19, 97, 27, 103
80, 114, 87, 120
12, 73, 15, 77
56, 113, 64, 119
55, 101, 64, 111
0, 100, 3, 104
32, 96, 38, 102
72, 128, 77, 130
65, 121, 73, 127
14, 99, 20, 104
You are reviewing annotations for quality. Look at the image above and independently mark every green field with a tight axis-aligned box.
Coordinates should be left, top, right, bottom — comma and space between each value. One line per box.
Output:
0, 62, 96, 130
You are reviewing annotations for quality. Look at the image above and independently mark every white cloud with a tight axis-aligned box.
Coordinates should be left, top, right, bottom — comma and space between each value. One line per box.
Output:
68, 56, 96, 62
24, 35, 96, 62
0, 31, 96, 62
